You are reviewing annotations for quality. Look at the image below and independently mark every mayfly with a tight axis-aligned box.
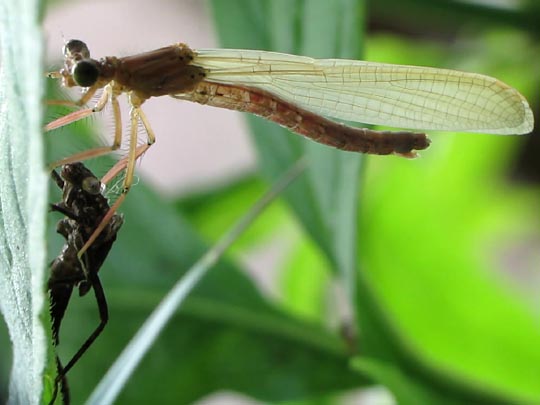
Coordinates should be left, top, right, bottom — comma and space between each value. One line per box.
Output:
46, 40, 534, 250
48, 162, 123, 405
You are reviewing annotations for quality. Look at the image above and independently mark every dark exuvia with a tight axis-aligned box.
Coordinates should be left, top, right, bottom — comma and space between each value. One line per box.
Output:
48, 162, 123, 405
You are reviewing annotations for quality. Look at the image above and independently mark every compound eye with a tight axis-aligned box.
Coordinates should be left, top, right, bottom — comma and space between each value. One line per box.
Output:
81, 176, 102, 195
63, 39, 90, 59
72, 60, 99, 87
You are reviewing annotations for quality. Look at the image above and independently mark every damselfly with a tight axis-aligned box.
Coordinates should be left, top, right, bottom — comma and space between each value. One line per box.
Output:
46, 40, 534, 252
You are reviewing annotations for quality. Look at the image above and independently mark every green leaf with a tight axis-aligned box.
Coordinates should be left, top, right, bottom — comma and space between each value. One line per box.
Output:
176, 175, 291, 251
87, 159, 308, 403
209, 0, 365, 289
280, 236, 331, 322
355, 35, 540, 403
351, 358, 437, 405
47, 181, 363, 403
0, 0, 47, 403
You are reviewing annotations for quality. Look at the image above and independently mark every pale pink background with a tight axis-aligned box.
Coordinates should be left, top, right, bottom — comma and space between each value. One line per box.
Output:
44, 0, 256, 196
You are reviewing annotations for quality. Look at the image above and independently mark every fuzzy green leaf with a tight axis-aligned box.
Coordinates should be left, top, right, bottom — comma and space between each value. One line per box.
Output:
0, 0, 47, 403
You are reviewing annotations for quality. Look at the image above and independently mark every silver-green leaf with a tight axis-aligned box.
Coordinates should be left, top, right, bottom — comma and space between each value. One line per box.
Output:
0, 0, 47, 403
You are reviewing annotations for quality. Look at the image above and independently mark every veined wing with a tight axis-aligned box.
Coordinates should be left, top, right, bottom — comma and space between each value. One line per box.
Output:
192, 49, 533, 135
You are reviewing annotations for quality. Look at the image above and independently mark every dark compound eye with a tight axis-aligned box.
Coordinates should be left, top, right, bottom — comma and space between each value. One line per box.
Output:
72, 60, 99, 87
63, 39, 90, 59
81, 176, 102, 195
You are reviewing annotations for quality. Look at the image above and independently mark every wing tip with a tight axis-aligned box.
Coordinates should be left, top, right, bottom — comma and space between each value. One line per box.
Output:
499, 98, 535, 135
482, 96, 534, 135
515, 99, 535, 135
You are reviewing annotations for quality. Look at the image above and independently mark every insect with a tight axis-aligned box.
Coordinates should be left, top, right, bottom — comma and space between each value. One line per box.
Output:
48, 162, 123, 405
46, 40, 534, 252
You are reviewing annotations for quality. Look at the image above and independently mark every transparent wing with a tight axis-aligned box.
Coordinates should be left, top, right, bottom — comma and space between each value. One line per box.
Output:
192, 49, 533, 135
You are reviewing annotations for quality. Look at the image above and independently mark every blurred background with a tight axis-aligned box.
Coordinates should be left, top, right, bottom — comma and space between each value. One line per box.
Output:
1, 0, 539, 404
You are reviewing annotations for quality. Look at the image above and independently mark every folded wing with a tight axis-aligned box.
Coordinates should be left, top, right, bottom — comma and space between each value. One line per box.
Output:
193, 49, 533, 135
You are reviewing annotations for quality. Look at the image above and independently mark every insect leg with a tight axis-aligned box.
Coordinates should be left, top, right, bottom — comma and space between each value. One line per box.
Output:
101, 143, 150, 185
137, 107, 157, 145
78, 99, 156, 257
45, 85, 101, 131
48, 356, 70, 405
58, 270, 109, 379
46, 83, 99, 109
77, 104, 146, 257
51, 169, 65, 189
48, 85, 124, 169
100, 98, 156, 184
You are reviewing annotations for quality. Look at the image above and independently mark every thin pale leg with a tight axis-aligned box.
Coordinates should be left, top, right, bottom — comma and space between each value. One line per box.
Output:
46, 81, 99, 108
78, 105, 156, 258
46, 108, 95, 132
101, 143, 151, 185
47, 86, 124, 169
45, 84, 101, 131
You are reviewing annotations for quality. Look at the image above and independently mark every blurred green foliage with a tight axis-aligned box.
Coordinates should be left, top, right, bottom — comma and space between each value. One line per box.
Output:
1, 0, 538, 403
